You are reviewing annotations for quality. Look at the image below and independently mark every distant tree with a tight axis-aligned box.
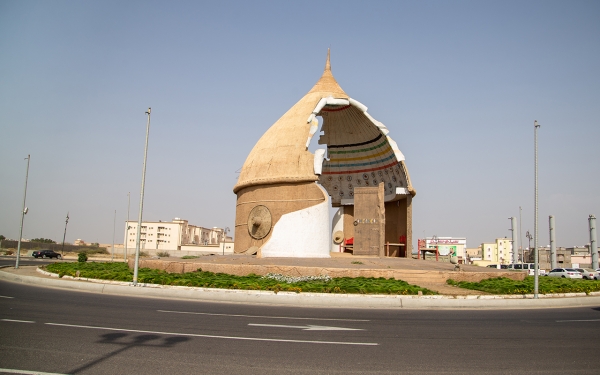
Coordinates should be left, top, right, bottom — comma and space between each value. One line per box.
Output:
91, 242, 99, 247
0, 235, 5, 241
31, 238, 56, 244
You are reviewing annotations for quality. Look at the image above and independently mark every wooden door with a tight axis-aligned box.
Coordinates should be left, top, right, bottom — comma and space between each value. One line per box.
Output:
353, 183, 385, 256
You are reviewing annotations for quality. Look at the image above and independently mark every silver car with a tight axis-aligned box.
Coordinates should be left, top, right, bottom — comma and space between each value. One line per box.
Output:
574, 268, 599, 280
547, 268, 583, 279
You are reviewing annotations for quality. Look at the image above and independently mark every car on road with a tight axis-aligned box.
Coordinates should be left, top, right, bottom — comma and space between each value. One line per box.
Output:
547, 268, 583, 279
574, 268, 599, 280
31, 250, 62, 259
508, 263, 547, 276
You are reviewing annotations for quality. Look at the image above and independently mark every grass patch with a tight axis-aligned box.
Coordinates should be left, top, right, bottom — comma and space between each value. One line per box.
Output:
447, 276, 600, 295
76, 247, 109, 255
181, 255, 199, 259
351, 261, 363, 265
45, 262, 436, 295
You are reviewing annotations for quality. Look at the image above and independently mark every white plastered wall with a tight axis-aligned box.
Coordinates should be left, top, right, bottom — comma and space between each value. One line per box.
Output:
260, 185, 331, 258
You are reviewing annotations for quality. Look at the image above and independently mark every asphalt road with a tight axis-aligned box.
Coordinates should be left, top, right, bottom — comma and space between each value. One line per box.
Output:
0, 257, 56, 267
0, 280, 599, 375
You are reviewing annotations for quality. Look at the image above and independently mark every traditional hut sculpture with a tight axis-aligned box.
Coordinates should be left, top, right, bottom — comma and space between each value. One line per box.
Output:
233, 51, 415, 257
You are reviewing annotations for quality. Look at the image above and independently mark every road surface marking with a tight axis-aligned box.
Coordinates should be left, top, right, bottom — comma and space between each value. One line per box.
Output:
248, 323, 363, 331
157, 310, 369, 322
1, 319, 35, 323
0, 368, 68, 375
556, 319, 600, 322
0, 295, 14, 299
45, 322, 377, 346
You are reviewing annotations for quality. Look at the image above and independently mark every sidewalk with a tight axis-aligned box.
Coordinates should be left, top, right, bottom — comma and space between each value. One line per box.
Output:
2, 265, 600, 310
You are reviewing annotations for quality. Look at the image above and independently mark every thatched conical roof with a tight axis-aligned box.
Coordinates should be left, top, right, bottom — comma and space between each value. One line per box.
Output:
233, 51, 347, 194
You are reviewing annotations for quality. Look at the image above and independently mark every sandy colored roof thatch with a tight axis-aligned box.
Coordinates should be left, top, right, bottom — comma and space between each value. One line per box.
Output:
233, 50, 348, 194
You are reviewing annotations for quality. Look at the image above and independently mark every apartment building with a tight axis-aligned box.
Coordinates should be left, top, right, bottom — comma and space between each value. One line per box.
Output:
481, 238, 513, 265
124, 218, 227, 251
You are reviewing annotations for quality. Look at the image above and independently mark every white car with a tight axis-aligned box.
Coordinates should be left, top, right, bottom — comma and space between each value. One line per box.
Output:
547, 268, 583, 279
574, 268, 599, 280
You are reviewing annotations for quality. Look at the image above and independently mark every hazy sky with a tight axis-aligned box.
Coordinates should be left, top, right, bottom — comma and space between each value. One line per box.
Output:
1, 0, 598, 250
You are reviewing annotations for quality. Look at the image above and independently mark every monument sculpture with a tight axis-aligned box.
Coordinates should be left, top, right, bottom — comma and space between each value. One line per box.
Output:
233, 51, 415, 257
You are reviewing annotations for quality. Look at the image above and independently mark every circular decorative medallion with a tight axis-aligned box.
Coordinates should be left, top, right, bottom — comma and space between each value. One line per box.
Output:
371, 172, 376, 178
247, 205, 272, 240
338, 176, 343, 181
333, 185, 339, 191
356, 179, 362, 185
348, 183, 353, 189
378, 171, 383, 177
339, 190, 344, 197
392, 175, 397, 182
346, 175, 352, 181
327, 176, 333, 181
349, 191, 354, 197
388, 183, 392, 188
362, 173, 369, 180
373, 179, 377, 185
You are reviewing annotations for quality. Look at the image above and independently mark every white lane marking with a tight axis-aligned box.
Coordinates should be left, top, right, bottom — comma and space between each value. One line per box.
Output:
0, 368, 69, 375
0, 295, 14, 299
45, 322, 377, 346
248, 323, 363, 331
157, 310, 369, 322
1, 319, 35, 323
556, 319, 600, 322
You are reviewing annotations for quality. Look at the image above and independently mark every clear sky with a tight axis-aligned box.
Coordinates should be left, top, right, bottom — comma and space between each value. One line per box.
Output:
1, 0, 598, 250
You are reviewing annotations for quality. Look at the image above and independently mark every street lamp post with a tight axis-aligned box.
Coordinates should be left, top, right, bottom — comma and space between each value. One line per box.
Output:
61, 212, 69, 257
526, 230, 532, 261
15, 155, 31, 269
125, 192, 130, 261
534, 120, 541, 299
222, 227, 230, 255
133, 108, 151, 286
111, 209, 116, 262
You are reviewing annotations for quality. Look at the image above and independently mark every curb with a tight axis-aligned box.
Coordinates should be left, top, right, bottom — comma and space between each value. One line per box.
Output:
1, 267, 599, 309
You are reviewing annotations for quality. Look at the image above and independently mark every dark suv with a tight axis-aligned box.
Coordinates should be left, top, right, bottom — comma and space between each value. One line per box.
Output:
32, 250, 62, 259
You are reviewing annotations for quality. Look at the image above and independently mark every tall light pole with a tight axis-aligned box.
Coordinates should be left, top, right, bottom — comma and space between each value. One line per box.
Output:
125, 192, 130, 261
519, 206, 523, 262
534, 120, 541, 299
15, 155, 30, 269
111, 209, 116, 262
133, 108, 151, 286
222, 227, 230, 255
61, 212, 69, 256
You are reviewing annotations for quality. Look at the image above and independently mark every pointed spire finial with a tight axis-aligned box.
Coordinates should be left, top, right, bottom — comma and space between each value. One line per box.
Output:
325, 48, 331, 72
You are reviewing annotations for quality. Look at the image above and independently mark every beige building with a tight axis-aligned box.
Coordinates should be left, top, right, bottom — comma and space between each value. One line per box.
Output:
480, 238, 513, 265
124, 218, 227, 251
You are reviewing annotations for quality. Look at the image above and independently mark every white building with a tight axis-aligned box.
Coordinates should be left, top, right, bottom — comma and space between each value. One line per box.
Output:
124, 218, 228, 251
420, 237, 467, 261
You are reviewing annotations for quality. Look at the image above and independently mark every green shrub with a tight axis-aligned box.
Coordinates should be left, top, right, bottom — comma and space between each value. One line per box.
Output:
181, 255, 199, 259
77, 247, 109, 255
45, 262, 436, 295
156, 251, 170, 257
139, 251, 149, 257
78, 252, 88, 263
447, 276, 600, 295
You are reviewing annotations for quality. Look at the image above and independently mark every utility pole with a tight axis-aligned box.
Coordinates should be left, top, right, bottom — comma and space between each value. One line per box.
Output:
61, 212, 69, 256
519, 206, 523, 262
133, 108, 151, 286
549, 215, 556, 269
125, 192, 130, 261
590, 215, 598, 270
16, 155, 30, 269
534, 120, 540, 299
111, 209, 116, 262
509, 217, 517, 264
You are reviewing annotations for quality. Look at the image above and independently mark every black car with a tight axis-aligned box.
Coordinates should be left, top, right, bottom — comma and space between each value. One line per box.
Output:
32, 250, 62, 259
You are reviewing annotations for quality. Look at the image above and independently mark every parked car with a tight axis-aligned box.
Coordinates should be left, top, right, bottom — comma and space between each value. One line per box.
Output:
508, 263, 547, 276
31, 250, 62, 259
574, 268, 599, 280
547, 268, 583, 279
